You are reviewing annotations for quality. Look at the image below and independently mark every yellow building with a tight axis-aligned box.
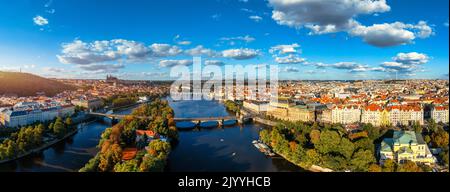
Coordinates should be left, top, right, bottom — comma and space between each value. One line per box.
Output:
380, 109, 390, 126
288, 105, 315, 122
380, 131, 435, 165
267, 99, 315, 122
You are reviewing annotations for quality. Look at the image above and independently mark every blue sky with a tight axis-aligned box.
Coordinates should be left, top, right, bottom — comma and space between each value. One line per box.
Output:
0, 0, 448, 80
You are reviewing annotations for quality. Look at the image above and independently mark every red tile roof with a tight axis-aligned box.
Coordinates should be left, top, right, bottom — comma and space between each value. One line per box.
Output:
365, 104, 382, 111
136, 130, 156, 137
122, 148, 138, 160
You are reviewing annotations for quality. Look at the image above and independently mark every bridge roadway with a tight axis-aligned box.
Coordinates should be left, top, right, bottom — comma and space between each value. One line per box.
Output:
87, 112, 237, 122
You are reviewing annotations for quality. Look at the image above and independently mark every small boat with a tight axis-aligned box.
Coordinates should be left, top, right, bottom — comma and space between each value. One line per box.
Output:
253, 142, 262, 149
220, 139, 224, 142
232, 152, 236, 156
268, 152, 276, 157
252, 140, 258, 144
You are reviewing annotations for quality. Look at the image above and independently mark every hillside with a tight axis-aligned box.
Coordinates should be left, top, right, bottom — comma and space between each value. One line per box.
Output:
0, 71, 76, 97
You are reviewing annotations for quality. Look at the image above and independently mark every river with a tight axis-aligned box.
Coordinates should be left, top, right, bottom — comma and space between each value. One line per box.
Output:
167, 99, 303, 172
0, 99, 303, 172
0, 108, 134, 172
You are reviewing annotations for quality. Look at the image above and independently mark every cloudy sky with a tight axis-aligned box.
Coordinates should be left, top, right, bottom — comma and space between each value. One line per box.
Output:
0, 0, 448, 80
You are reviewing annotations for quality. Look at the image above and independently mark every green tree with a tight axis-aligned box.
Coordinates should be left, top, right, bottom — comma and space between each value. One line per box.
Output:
350, 149, 375, 172
139, 156, 165, 172
397, 161, 422, 172
48, 122, 54, 133
427, 119, 437, 133
114, 159, 139, 172
431, 128, 449, 148
439, 151, 449, 165
259, 129, 271, 144
338, 138, 355, 160
315, 130, 341, 154
424, 135, 431, 144
309, 129, 321, 145
354, 138, 375, 153
79, 154, 100, 172
413, 122, 422, 134
65, 117, 73, 127
362, 124, 380, 140
382, 159, 396, 172
98, 143, 122, 172
305, 149, 320, 167
291, 144, 305, 164
368, 164, 382, 172
148, 139, 171, 158
53, 118, 66, 139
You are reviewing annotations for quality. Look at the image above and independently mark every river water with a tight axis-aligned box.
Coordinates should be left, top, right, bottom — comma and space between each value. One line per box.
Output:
0, 99, 303, 172
167, 99, 303, 172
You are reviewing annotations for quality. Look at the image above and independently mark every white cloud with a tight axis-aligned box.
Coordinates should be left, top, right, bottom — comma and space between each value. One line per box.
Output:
33, 15, 49, 26
349, 21, 433, 47
159, 59, 193, 67
393, 52, 429, 65
141, 72, 167, 77
220, 35, 256, 43
241, 8, 254, 13
114, 40, 152, 59
275, 54, 305, 64
268, 0, 433, 47
43, 67, 65, 73
380, 52, 429, 75
185, 45, 218, 57
413, 21, 434, 38
46, 9, 55, 14
311, 62, 383, 73
205, 60, 225, 66
177, 41, 192, 45
249, 15, 263, 22
269, 0, 390, 32
57, 39, 183, 65
57, 40, 120, 65
79, 64, 125, 73
270, 43, 300, 54
149, 43, 182, 57
282, 66, 300, 73
221, 48, 260, 60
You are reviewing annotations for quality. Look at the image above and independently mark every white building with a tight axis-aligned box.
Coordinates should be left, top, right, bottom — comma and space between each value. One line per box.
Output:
243, 100, 269, 113
431, 105, 449, 123
0, 102, 75, 128
331, 105, 361, 124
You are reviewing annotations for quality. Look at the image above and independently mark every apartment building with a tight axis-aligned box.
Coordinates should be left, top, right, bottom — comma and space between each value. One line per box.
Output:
431, 105, 449, 123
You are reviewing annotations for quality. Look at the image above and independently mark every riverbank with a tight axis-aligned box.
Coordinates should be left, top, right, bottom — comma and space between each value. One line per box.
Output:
0, 104, 137, 165
274, 150, 332, 172
239, 108, 333, 172
0, 127, 79, 164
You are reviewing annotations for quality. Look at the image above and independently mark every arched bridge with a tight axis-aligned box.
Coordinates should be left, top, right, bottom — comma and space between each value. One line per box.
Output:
87, 112, 238, 122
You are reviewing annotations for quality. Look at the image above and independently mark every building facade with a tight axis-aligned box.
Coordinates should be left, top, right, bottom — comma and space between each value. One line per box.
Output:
331, 105, 361, 124
361, 104, 383, 127
431, 105, 449, 123
0, 102, 75, 128
243, 100, 269, 114
71, 98, 103, 111
380, 131, 435, 165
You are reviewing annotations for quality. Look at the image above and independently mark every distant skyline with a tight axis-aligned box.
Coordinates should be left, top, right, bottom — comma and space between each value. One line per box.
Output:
0, 0, 448, 80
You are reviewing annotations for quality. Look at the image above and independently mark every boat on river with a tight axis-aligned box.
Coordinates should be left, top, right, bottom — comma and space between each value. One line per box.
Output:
252, 140, 276, 157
